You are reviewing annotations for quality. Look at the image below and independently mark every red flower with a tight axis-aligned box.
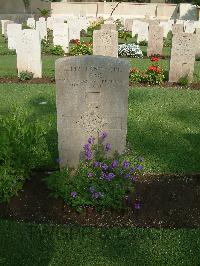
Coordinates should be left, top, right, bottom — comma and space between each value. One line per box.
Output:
148, 66, 161, 73
151, 57, 160, 62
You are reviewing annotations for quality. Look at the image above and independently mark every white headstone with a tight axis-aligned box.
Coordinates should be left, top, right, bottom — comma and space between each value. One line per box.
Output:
36, 20, 47, 40
160, 21, 173, 38
53, 23, 69, 53
27, 18, 35, 29
17, 30, 42, 78
68, 20, 80, 41
137, 21, 149, 43
7, 23, 22, 50
47, 17, 54, 30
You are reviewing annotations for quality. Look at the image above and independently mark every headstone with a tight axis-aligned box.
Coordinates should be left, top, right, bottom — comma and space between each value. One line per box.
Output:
93, 28, 118, 57
184, 21, 195, 33
160, 21, 173, 38
36, 20, 47, 39
55, 55, 130, 168
172, 24, 184, 35
169, 33, 195, 82
147, 24, 163, 56
16, 29, 42, 78
195, 28, 200, 57
27, 18, 35, 29
132, 20, 142, 37
7, 23, 22, 50
125, 19, 133, 31
101, 23, 116, 31
1, 20, 13, 35
47, 17, 53, 30
137, 21, 149, 43
53, 23, 69, 53
68, 20, 80, 41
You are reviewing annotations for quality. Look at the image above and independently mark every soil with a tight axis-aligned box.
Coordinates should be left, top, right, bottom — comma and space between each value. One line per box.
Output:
0, 171, 200, 228
0, 77, 55, 84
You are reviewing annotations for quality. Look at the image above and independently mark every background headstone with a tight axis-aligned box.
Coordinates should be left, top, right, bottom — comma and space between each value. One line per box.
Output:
169, 33, 195, 82
27, 18, 35, 29
36, 19, 47, 40
137, 21, 149, 43
1, 20, 13, 35
195, 28, 200, 57
17, 29, 42, 78
55, 55, 130, 168
147, 24, 163, 56
7, 23, 22, 50
93, 28, 118, 57
68, 20, 80, 41
172, 24, 184, 35
53, 23, 69, 53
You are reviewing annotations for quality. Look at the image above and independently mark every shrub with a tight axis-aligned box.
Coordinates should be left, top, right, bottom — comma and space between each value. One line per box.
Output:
22, 22, 31, 29
118, 43, 143, 58
163, 31, 172, 47
0, 110, 50, 201
129, 57, 165, 85
139, 40, 148, 46
178, 75, 189, 87
129, 68, 144, 84
118, 30, 132, 42
49, 45, 65, 56
19, 71, 33, 81
80, 29, 88, 38
45, 133, 143, 212
69, 42, 92, 56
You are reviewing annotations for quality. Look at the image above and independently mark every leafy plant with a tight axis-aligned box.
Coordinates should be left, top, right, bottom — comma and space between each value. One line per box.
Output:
45, 132, 143, 212
37, 8, 51, 18
118, 30, 132, 43
129, 68, 144, 84
22, 22, 31, 30
139, 40, 148, 46
178, 75, 189, 87
0, 110, 50, 201
163, 31, 172, 47
42, 30, 64, 55
19, 71, 33, 81
69, 42, 92, 56
118, 43, 143, 58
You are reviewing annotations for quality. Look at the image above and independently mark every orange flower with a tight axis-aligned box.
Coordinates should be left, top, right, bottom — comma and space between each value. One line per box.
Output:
151, 56, 160, 62
130, 67, 138, 73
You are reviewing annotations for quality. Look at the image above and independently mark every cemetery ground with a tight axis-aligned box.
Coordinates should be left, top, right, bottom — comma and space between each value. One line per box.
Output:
1, 31, 200, 264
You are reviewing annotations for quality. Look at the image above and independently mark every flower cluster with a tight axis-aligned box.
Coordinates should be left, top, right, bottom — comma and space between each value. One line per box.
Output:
68, 132, 144, 210
118, 43, 143, 58
129, 57, 165, 85
69, 41, 93, 56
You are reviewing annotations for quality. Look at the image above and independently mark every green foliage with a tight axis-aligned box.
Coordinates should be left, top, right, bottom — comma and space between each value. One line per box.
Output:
118, 30, 132, 43
21, 22, 31, 30
69, 43, 92, 56
19, 71, 33, 81
139, 40, 148, 46
129, 58, 165, 85
42, 30, 64, 56
45, 134, 143, 212
0, 109, 50, 201
37, 8, 51, 18
163, 31, 172, 47
178, 75, 189, 87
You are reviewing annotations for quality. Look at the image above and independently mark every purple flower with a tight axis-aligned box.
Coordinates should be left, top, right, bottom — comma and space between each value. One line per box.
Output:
137, 165, 144, 171
124, 173, 130, 179
85, 150, 92, 160
130, 167, 135, 173
93, 161, 99, 167
122, 160, 130, 169
88, 172, 93, 177
101, 163, 108, 171
105, 143, 112, 152
111, 160, 118, 168
84, 144, 90, 151
70, 192, 77, 198
91, 191, 103, 199
106, 172, 115, 181
99, 132, 107, 140
134, 203, 141, 210
88, 136, 95, 144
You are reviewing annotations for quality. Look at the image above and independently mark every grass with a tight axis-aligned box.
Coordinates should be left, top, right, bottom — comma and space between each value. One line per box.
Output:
0, 219, 200, 265
0, 84, 199, 174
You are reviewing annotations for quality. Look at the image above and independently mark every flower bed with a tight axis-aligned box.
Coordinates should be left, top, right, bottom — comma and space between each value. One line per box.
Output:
118, 44, 143, 58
